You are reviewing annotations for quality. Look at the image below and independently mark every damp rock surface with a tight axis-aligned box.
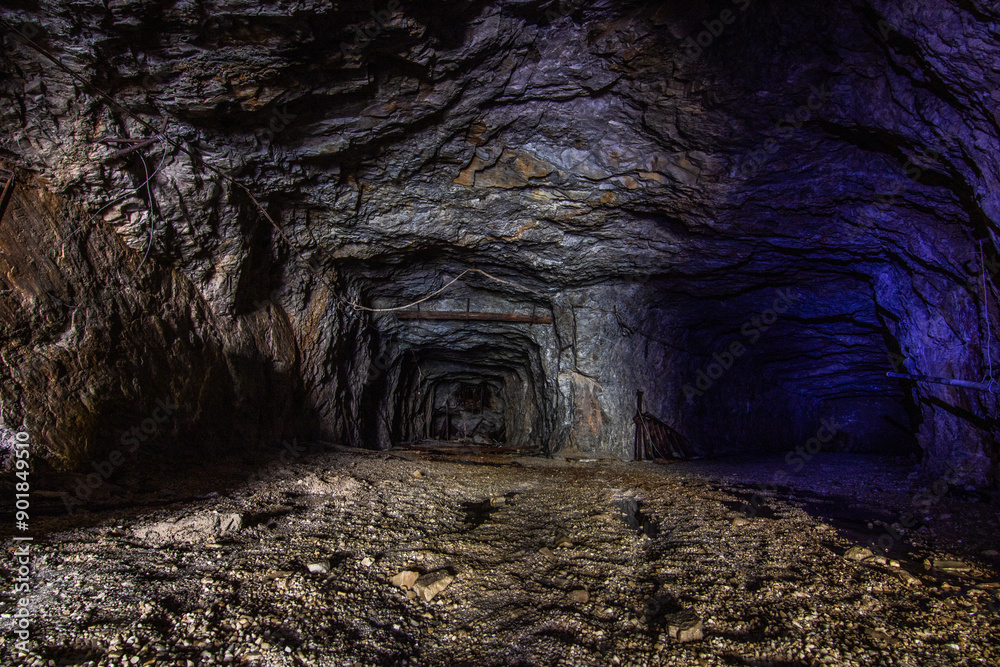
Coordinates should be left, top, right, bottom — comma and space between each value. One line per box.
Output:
0, 1, 998, 486
4, 450, 998, 666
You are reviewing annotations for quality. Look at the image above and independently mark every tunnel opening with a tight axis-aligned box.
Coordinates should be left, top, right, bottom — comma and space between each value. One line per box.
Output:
5, 0, 1000, 662
349, 279, 558, 453
388, 342, 548, 452
427, 380, 506, 443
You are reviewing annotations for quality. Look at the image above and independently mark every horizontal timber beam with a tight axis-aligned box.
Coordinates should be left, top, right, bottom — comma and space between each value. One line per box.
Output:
395, 310, 553, 324
887, 371, 998, 394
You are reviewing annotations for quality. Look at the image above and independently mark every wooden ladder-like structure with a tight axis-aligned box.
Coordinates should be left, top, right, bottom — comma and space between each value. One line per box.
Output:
633, 390, 692, 460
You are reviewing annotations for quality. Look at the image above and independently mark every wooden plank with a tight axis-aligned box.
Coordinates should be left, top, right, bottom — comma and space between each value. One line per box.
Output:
395, 310, 553, 324
0, 169, 13, 224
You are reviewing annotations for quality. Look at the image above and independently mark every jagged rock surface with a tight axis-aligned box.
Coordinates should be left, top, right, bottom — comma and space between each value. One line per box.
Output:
1, 0, 998, 485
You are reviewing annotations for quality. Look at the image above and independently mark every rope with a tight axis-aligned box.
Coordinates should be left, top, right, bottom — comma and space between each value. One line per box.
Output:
133, 152, 156, 275
48, 144, 169, 263
345, 269, 540, 312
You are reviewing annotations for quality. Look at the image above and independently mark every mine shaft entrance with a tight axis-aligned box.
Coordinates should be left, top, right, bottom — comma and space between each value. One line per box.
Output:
426, 380, 506, 444
363, 289, 557, 453
388, 348, 547, 452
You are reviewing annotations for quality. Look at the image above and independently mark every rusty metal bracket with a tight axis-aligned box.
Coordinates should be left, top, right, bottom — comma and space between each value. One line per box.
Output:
106, 137, 158, 160
101, 118, 167, 161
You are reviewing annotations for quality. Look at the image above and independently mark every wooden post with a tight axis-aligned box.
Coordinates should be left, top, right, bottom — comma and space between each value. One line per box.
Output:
424, 392, 432, 440
633, 418, 640, 461
635, 391, 645, 460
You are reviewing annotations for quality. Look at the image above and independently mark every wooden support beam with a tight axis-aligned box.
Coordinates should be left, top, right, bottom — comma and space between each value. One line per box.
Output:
395, 310, 553, 324
0, 169, 13, 224
887, 372, 999, 394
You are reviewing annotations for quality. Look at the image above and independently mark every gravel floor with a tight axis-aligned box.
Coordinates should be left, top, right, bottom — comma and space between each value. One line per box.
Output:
2, 448, 998, 666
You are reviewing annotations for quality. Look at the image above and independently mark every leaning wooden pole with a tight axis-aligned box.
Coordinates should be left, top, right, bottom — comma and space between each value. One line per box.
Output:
0, 169, 14, 223
634, 391, 646, 460
886, 372, 999, 394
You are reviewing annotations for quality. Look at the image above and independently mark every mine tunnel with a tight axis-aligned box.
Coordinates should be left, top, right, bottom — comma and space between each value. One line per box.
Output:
1, 0, 1000, 664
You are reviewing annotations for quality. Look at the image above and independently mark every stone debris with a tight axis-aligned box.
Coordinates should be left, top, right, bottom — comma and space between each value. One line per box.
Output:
306, 560, 331, 574
12, 451, 999, 666
933, 559, 972, 572
896, 570, 923, 586
555, 535, 574, 548
412, 571, 455, 602
295, 473, 359, 496
132, 511, 244, 545
844, 546, 875, 562
360, 557, 375, 567
665, 610, 704, 643
391, 570, 420, 589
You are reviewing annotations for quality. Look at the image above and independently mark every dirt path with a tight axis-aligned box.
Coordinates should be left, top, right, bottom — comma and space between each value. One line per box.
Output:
2, 451, 999, 666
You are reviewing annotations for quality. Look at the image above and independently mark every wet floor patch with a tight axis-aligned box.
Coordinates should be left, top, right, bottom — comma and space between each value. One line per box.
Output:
617, 498, 660, 538
716, 488, 778, 519
724, 484, 920, 558
460, 493, 517, 529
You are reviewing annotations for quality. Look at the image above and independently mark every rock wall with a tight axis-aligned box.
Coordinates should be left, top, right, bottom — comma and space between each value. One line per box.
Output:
1, 0, 998, 485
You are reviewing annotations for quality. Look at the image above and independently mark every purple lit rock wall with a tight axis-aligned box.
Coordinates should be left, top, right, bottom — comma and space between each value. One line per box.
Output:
0, 0, 997, 486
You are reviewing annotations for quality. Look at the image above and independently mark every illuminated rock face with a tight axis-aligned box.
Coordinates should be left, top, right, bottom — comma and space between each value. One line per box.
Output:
1, 1, 998, 485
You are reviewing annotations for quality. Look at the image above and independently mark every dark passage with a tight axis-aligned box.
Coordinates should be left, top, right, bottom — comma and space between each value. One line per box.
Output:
1, 0, 1000, 664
